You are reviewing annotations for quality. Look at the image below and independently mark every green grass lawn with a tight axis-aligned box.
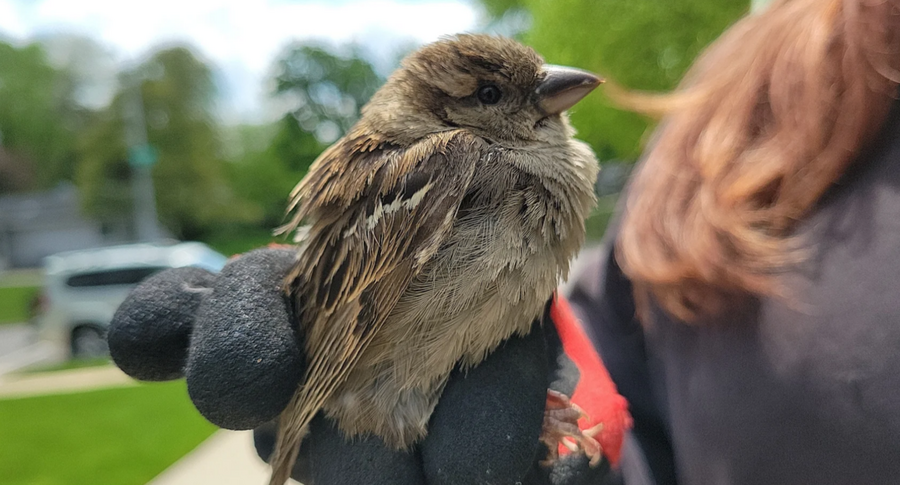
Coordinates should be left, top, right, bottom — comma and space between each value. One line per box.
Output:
0, 381, 217, 485
0, 285, 39, 325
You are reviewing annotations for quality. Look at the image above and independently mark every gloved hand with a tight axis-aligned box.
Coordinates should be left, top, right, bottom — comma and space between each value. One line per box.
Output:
108, 246, 629, 485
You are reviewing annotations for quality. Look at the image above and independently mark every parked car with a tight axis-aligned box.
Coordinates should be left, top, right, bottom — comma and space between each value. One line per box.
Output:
34, 241, 228, 358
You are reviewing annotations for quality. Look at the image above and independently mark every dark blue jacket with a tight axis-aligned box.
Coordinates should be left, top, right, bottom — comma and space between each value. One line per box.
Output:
570, 102, 900, 485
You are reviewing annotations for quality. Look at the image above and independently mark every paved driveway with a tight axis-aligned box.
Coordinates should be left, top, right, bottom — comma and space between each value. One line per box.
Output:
0, 323, 63, 377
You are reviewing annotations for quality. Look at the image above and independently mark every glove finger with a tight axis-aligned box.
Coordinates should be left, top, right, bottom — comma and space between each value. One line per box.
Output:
308, 413, 426, 485
421, 320, 549, 485
109, 267, 215, 381
522, 453, 621, 485
253, 421, 313, 483
253, 414, 425, 485
186, 247, 305, 430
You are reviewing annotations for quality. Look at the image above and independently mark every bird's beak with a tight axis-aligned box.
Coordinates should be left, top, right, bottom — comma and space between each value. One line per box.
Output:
535, 65, 604, 116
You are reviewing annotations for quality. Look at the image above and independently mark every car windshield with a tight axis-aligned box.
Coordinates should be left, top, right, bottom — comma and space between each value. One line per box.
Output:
65, 267, 168, 287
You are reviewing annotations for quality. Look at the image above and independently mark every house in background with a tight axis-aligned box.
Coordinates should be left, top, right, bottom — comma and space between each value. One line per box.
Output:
0, 183, 132, 268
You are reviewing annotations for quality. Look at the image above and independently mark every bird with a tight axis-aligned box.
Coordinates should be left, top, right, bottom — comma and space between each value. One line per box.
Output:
269, 34, 602, 485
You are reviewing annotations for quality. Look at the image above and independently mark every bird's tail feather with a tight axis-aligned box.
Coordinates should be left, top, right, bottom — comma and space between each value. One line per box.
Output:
268, 306, 378, 484
268, 389, 319, 485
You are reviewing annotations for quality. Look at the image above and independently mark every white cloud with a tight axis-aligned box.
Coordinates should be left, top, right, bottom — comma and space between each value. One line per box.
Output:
0, 0, 482, 122
0, 1, 27, 38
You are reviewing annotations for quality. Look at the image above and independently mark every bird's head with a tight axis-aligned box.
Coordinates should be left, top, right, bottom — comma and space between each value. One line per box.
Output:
362, 34, 602, 145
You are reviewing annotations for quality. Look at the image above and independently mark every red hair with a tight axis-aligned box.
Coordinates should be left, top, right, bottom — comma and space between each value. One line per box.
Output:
615, 0, 900, 321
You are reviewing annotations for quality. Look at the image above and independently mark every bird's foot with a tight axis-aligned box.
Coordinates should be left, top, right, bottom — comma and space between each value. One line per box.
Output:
539, 389, 603, 467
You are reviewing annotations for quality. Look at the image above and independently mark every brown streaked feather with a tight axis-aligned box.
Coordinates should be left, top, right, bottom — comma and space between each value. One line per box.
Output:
267, 129, 485, 485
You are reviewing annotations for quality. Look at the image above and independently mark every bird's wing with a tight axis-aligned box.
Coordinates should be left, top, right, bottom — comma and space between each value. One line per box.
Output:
280, 128, 484, 426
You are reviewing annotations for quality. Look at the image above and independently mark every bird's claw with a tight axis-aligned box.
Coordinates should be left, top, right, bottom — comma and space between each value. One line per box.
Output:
539, 390, 603, 467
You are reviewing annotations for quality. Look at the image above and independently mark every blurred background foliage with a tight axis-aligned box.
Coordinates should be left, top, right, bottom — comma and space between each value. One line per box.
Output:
228, 43, 384, 232
484, 0, 749, 159
0, 42, 83, 192
0, 1, 749, 252
77, 46, 255, 240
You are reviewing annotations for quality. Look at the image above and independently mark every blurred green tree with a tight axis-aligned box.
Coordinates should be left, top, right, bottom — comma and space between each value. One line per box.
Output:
226, 117, 321, 231
0, 41, 85, 193
76, 46, 254, 239
39, 34, 119, 112
480, 0, 748, 160
274, 43, 383, 143
482, 0, 525, 18
228, 43, 383, 230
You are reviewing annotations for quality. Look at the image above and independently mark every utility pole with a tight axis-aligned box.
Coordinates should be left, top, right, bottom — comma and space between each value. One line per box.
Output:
123, 71, 162, 242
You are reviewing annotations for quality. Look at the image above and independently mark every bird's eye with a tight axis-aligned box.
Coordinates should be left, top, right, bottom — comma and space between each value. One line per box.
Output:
476, 84, 502, 105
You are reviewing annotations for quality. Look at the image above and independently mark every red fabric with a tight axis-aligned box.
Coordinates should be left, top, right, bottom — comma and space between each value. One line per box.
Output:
551, 293, 633, 467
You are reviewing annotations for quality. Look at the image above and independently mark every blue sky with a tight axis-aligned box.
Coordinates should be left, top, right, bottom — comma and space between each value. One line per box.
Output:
0, 0, 483, 123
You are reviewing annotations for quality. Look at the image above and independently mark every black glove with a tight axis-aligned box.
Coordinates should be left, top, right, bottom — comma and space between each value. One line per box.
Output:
108, 247, 620, 485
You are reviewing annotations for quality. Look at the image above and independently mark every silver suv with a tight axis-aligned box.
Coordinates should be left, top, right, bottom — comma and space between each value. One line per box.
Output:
35, 242, 227, 358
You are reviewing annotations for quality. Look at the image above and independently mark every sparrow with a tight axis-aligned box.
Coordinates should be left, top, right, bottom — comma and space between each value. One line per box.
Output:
269, 34, 602, 484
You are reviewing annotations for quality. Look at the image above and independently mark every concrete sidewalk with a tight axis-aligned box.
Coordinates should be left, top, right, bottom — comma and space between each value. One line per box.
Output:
0, 364, 136, 398
148, 430, 284, 485
0, 323, 66, 376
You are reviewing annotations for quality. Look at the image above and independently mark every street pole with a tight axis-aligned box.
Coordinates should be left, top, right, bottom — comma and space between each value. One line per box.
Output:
123, 72, 162, 242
